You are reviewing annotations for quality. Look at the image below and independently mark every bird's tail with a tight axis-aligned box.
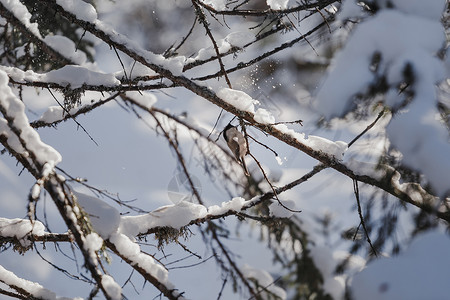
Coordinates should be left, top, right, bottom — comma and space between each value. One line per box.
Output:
241, 158, 250, 177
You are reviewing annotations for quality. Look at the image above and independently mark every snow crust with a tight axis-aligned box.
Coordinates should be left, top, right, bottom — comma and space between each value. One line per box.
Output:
0, 265, 82, 300
351, 231, 450, 300
0, 70, 62, 169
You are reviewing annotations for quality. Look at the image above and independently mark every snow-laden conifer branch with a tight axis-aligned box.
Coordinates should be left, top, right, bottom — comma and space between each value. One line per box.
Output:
42, 0, 445, 222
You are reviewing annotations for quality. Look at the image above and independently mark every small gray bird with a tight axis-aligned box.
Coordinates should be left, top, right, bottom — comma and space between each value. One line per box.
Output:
223, 123, 250, 176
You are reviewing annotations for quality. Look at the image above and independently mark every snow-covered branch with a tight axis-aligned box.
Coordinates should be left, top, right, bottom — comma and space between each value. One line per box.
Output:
38, 0, 448, 224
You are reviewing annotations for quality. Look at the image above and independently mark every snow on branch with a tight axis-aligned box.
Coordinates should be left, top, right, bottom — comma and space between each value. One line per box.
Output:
0, 70, 62, 174
40, 0, 448, 221
0, 0, 83, 66
0, 264, 81, 300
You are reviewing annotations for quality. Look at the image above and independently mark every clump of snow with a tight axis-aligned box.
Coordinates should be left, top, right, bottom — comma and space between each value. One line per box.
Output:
193, 39, 231, 62
55, 0, 98, 22
0, 265, 82, 300
43, 35, 87, 65
350, 231, 450, 300
217, 88, 258, 114
125, 91, 157, 110
274, 123, 348, 159
119, 201, 208, 237
241, 264, 287, 299
84, 232, 103, 266
101, 275, 122, 300
0, 70, 62, 169
267, 0, 289, 10
207, 197, 246, 215
254, 108, 276, 124
0, 218, 45, 247
119, 198, 249, 238
46, 65, 121, 89
225, 32, 255, 48
73, 191, 121, 238
202, 0, 227, 10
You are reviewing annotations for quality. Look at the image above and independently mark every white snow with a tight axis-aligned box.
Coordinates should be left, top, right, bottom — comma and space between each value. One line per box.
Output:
241, 264, 287, 299
274, 123, 348, 159
109, 233, 170, 284
0, 265, 82, 300
350, 231, 450, 300
202, 0, 227, 10
0, 70, 62, 169
217, 88, 258, 114
84, 232, 103, 266
0, 218, 45, 247
317, 0, 449, 195
55, 0, 98, 22
266, 0, 289, 10
46, 65, 121, 89
119, 201, 208, 237
316, 9, 445, 119
101, 275, 122, 300
309, 245, 346, 299
254, 108, 276, 124
119, 198, 248, 237
125, 91, 158, 110
207, 197, 246, 215
43, 35, 87, 65
73, 191, 121, 239
225, 32, 255, 48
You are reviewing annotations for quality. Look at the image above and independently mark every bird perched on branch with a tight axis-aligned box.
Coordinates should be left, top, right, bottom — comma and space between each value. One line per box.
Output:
223, 123, 250, 176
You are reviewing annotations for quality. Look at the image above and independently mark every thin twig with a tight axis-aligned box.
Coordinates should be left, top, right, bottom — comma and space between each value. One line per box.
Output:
353, 179, 378, 257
